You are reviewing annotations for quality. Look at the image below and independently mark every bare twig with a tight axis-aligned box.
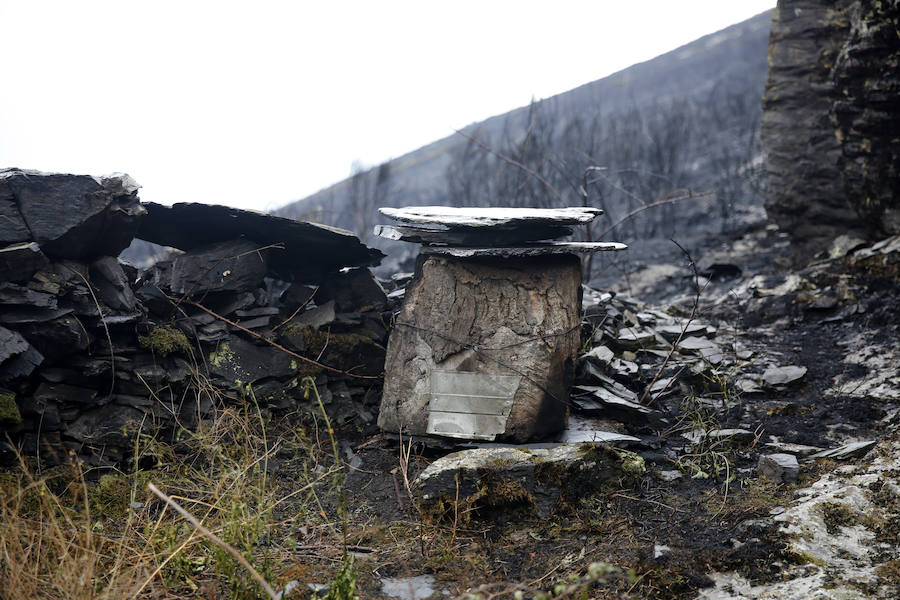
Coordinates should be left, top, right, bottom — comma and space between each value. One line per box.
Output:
453, 128, 563, 203
265, 285, 318, 336
639, 239, 703, 404
147, 482, 279, 600
170, 242, 285, 307
176, 298, 380, 380
61, 264, 116, 397
596, 190, 714, 239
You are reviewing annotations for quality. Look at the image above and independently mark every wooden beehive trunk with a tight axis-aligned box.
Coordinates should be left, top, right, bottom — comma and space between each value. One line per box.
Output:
378, 253, 582, 442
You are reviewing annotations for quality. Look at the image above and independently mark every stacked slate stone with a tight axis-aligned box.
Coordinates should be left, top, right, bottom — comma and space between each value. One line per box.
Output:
0, 168, 388, 467
374, 206, 626, 443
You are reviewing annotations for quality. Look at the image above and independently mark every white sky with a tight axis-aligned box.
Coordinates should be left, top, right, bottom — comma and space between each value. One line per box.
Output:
0, 1, 774, 212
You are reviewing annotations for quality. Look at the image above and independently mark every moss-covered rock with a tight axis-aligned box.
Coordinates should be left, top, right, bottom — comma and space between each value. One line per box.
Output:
0, 391, 22, 424
417, 444, 643, 519
138, 325, 191, 357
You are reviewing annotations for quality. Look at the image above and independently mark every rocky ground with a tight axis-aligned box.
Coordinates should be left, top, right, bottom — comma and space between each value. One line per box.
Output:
3, 171, 898, 599
328, 223, 900, 599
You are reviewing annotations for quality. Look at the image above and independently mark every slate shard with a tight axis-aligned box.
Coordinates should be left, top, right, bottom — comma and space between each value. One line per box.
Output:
0, 242, 50, 282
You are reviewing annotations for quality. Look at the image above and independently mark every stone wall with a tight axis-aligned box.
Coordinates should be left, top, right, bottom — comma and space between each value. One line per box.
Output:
0, 168, 389, 467
831, 0, 900, 236
761, 0, 900, 255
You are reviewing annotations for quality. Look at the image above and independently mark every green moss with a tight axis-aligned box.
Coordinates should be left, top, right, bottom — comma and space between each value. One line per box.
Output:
209, 340, 234, 368
820, 501, 858, 534
283, 324, 379, 376
0, 392, 22, 424
479, 475, 532, 506
139, 326, 191, 357
785, 549, 826, 568
614, 449, 646, 476
90, 474, 132, 519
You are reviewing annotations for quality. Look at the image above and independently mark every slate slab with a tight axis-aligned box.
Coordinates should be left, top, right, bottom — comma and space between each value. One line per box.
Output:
0, 325, 30, 364
374, 222, 575, 246
164, 239, 269, 295
136, 202, 384, 281
380, 206, 603, 228
0, 283, 57, 308
0, 180, 30, 244
0, 169, 145, 259
90, 256, 138, 312
207, 336, 298, 387
420, 241, 627, 258
809, 440, 877, 461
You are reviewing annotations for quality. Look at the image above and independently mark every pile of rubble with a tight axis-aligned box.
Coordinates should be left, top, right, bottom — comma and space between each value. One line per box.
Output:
0, 168, 389, 466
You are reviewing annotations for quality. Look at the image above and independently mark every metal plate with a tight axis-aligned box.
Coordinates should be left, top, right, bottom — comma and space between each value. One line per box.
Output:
426, 371, 522, 440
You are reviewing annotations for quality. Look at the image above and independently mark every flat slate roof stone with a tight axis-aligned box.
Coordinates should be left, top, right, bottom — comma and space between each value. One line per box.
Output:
379, 206, 603, 228
420, 241, 627, 258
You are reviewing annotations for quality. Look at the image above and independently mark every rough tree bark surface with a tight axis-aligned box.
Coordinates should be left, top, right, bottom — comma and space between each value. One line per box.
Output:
378, 253, 582, 443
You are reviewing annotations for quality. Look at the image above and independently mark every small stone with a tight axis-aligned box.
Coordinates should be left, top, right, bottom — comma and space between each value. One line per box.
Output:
572, 385, 665, 427
0, 242, 50, 282
828, 234, 867, 259
699, 263, 742, 281
380, 575, 437, 600
647, 375, 679, 398
616, 327, 657, 348
678, 336, 718, 351
683, 428, 756, 445
737, 378, 763, 393
655, 323, 708, 340
762, 365, 807, 387
583, 345, 614, 363
758, 453, 800, 483
295, 301, 336, 330
657, 470, 684, 482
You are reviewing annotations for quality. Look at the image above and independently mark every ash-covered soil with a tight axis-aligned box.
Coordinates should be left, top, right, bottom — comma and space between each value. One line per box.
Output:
300, 224, 900, 599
